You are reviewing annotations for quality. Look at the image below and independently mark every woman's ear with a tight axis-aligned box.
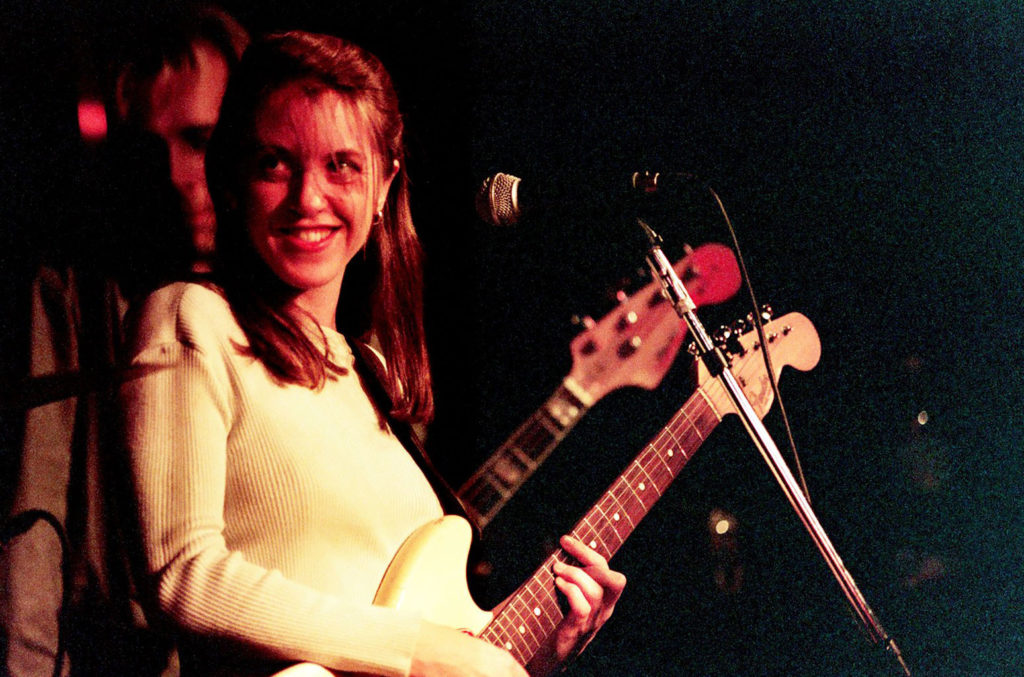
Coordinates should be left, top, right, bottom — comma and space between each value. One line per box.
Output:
377, 159, 400, 214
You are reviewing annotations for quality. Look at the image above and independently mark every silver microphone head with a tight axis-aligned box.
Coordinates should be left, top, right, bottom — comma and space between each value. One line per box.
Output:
475, 172, 522, 227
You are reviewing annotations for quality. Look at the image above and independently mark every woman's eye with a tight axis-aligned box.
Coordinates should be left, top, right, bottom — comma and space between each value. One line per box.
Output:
254, 152, 290, 180
326, 155, 361, 181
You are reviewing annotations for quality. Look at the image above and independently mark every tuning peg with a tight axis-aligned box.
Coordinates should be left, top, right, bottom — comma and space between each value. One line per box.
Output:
571, 314, 596, 329
714, 323, 747, 356
729, 317, 750, 336
617, 335, 642, 358
616, 310, 639, 331
746, 307, 773, 326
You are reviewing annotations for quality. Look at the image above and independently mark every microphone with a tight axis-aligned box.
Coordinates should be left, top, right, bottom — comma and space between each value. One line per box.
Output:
475, 171, 702, 227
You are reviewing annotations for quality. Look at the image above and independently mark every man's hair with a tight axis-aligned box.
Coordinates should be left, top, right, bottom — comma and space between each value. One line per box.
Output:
109, 3, 248, 121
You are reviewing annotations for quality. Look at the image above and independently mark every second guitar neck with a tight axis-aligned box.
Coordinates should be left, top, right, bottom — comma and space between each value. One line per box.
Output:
458, 380, 591, 528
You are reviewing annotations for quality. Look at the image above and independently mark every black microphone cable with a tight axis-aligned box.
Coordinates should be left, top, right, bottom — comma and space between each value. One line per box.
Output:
2, 509, 71, 677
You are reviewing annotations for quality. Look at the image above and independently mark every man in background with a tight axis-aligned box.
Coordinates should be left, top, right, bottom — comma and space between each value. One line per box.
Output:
1, 6, 247, 675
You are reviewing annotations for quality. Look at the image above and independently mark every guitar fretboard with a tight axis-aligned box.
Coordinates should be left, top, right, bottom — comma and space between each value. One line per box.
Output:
458, 383, 590, 528
478, 385, 722, 665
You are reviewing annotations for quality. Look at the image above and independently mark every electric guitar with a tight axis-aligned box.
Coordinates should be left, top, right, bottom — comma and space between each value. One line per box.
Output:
458, 242, 741, 528
277, 311, 820, 675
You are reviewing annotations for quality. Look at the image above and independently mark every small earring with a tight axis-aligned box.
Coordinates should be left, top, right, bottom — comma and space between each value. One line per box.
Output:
372, 209, 383, 226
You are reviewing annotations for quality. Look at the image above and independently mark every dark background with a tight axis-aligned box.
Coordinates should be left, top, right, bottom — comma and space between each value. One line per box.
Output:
2, 1, 1022, 675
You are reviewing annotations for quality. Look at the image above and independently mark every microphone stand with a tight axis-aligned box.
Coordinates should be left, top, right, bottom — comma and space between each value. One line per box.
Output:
637, 219, 910, 676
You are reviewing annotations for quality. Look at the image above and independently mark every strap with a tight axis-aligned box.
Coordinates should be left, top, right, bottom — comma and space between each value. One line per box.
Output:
348, 340, 476, 533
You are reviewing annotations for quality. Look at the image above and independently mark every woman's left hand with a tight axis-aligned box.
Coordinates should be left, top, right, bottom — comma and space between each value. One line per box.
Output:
526, 535, 627, 676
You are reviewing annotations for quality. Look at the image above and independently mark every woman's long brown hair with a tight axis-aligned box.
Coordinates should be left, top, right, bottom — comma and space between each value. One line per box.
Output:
205, 31, 433, 423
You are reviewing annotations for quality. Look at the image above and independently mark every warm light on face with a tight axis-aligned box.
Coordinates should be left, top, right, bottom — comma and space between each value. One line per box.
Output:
241, 82, 396, 319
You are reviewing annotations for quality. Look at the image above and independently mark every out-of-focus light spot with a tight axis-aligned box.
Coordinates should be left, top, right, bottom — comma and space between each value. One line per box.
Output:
78, 98, 107, 143
708, 508, 738, 538
917, 410, 928, 425
901, 554, 947, 588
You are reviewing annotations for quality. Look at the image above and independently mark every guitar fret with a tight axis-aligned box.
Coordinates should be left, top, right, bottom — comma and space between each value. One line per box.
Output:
695, 385, 723, 422
591, 501, 625, 552
677, 403, 704, 441
535, 410, 564, 438
489, 612, 524, 660
491, 447, 535, 486
544, 385, 587, 429
606, 492, 636, 533
463, 479, 503, 514
635, 455, 659, 494
517, 416, 560, 460
504, 604, 533, 654
652, 442, 675, 475
516, 606, 542, 651
578, 516, 606, 556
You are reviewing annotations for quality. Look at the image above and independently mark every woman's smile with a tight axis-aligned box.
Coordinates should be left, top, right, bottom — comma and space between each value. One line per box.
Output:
275, 224, 343, 248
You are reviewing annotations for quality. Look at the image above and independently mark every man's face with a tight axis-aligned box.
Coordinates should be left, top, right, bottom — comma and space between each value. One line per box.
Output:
133, 40, 229, 268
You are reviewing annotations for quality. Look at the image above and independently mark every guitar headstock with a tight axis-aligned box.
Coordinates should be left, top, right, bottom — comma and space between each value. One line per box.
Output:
696, 311, 822, 419
566, 242, 740, 402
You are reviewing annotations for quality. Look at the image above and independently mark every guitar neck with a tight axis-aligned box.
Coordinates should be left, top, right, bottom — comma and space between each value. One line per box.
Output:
478, 386, 722, 665
458, 381, 591, 528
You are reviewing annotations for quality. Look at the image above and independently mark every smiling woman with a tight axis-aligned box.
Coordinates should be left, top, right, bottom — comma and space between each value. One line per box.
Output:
202, 32, 427, 406
241, 81, 398, 326
117, 31, 625, 677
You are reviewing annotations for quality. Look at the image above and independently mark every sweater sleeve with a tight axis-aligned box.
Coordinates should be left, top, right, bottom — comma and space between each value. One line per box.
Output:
119, 284, 426, 676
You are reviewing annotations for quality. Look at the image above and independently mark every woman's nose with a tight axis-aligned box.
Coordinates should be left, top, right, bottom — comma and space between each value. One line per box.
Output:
293, 171, 327, 215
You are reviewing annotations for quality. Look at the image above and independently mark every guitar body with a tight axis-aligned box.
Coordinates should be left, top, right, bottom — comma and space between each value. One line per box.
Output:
373, 516, 493, 634
274, 517, 490, 677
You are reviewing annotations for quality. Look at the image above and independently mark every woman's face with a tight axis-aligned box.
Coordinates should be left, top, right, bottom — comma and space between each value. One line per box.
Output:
241, 81, 396, 304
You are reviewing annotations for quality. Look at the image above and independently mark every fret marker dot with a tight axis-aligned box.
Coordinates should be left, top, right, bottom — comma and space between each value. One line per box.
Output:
518, 625, 525, 634
667, 449, 674, 457
534, 607, 541, 616
505, 642, 513, 650
613, 512, 620, 521
639, 482, 646, 491
589, 539, 597, 549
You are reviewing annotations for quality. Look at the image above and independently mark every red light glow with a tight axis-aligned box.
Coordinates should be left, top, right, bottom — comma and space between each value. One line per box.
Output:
77, 98, 107, 142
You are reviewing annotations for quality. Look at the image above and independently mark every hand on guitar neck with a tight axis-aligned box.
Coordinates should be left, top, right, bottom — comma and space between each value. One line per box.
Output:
458, 242, 741, 528
408, 533, 625, 677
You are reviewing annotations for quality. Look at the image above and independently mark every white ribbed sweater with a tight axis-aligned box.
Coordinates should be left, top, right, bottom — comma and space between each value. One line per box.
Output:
119, 282, 444, 676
